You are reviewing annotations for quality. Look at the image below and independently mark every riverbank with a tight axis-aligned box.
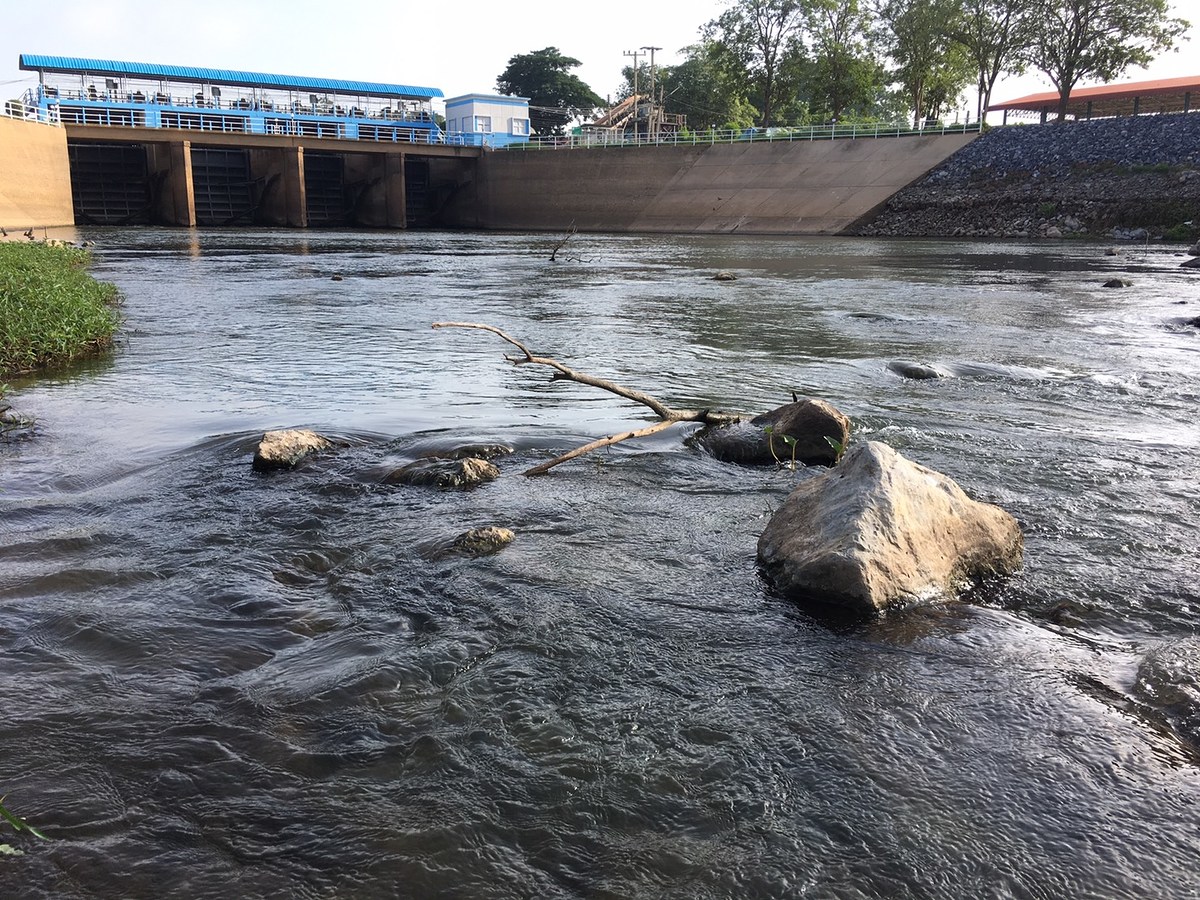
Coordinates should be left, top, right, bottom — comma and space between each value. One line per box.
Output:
852, 112, 1200, 242
0, 240, 120, 380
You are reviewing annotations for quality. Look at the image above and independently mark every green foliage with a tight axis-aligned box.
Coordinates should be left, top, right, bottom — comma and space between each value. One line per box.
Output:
946, 0, 1034, 122
0, 795, 48, 855
496, 48, 604, 136
1037, 201, 1058, 218
764, 424, 800, 470
878, 0, 974, 127
802, 0, 889, 123
704, 0, 808, 127
655, 42, 760, 130
1163, 222, 1198, 242
0, 241, 121, 378
1027, 0, 1189, 122
824, 435, 847, 462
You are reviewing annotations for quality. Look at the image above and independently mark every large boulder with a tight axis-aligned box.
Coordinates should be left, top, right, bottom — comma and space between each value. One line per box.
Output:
757, 441, 1023, 613
696, 398, 850, 467
253, 429, 333, 472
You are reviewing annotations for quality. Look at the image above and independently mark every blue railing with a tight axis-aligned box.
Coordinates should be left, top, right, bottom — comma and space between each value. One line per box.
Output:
19, 86, 449, 145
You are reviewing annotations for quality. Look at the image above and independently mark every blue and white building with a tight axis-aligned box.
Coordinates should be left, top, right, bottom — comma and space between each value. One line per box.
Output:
443, 94, 532, 147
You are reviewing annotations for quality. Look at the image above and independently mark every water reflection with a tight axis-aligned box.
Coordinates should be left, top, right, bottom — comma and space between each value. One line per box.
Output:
2, 229, 1199, 898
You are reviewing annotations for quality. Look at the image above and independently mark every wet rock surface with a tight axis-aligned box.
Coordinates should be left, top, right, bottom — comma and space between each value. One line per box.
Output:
252, 429, 333, 472
757, 441, 1024, 614
696, 398, 850, 467
385, 456, 501, 488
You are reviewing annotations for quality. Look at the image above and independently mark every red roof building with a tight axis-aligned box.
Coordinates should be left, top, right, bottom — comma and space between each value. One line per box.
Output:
988, 75, 1200, 123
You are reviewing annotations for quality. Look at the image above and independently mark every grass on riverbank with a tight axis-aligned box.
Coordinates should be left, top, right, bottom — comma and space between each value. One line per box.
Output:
0, 241, 120, 379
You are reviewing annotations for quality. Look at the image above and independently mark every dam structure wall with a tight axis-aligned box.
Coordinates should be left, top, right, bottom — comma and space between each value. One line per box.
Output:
445, 131, 980, 235
0, 116, 74, 230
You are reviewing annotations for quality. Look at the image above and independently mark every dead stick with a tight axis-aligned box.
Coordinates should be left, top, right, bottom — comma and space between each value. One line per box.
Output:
432, 321, 737, 425
522, 419, 679, 477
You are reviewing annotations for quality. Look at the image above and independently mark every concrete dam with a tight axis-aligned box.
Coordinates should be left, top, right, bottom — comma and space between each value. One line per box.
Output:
1, 116, 977, 236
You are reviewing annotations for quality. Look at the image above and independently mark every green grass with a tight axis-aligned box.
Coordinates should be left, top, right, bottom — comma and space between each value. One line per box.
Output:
0, 241, 120, 379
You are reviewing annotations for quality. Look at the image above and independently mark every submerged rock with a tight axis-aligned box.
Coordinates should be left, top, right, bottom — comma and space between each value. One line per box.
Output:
1135, 639, 1200, 749
888, 360, 948, 380
1103, 278, 1132, 288
1181, 257, 1200, 270
713, 271, 738, 281
696, 398, 850, 467
757, 441, 1023, 614
253, 429, 333, 472
451, 526, 516, 555
386, 456, 500, 488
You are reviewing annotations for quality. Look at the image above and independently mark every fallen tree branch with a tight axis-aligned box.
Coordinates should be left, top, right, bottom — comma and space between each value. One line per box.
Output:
549, 223, 578, 261
431, 321, 741, 475
432, 322, 738, 425
522, 419, 679, 477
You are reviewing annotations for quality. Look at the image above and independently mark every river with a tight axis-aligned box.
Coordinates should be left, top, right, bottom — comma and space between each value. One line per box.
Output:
2, 229, 1198, 898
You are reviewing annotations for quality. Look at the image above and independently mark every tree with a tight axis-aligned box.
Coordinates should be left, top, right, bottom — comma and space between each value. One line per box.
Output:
1027, 0, 1189, 122
804, 0, 888, 121
706, 0, 809, 126
876, 0, 973, 128
945, 0, 1033, 124
661, 43, 760, 129
496, 48, 604, 136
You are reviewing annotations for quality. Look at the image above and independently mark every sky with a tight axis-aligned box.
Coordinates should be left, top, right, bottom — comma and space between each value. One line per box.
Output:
1, 0, 1197, 123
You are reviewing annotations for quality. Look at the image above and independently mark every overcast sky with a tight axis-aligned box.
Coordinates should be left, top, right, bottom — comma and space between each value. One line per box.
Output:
2, 0, 1197, 120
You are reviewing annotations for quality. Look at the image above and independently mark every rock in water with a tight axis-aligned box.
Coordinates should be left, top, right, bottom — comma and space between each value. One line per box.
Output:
386, 456, 500, 488
1103, 278, 1132, 288
451, 526, 516, 555
888, 360, 947, 380
697, 398, 850, 467
253, 429, 332, 472
757, 441, 1023, 613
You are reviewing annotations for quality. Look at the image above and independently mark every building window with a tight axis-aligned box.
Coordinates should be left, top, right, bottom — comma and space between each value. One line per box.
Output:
510, 118, 529, 135
474, 115, 491, 132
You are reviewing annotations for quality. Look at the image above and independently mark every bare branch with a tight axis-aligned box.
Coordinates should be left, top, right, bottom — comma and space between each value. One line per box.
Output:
432, 321, 739, 425
432, 321, 535, 361
549, 223, 578, 261
522, 420, 679, 476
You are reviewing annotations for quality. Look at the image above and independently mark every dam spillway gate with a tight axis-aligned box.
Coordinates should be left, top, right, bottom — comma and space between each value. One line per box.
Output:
65, 138, 454, 228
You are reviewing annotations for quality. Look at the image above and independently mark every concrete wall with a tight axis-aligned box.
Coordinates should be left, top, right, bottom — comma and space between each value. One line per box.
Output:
0, 117, 75, 229
450, 132, 979, 234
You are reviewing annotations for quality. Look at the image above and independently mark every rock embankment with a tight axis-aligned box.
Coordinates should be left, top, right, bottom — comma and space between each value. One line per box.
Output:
852, 113, 1200, 241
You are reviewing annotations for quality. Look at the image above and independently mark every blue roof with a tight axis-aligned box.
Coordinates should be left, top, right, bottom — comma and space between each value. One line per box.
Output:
19, 54, 442, 100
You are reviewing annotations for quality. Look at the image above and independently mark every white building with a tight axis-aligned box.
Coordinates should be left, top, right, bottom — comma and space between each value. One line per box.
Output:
444, 93, 531, 147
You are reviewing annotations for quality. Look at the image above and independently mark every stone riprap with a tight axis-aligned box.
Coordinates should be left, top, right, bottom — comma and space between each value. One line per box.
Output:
853, 113, 1200, 240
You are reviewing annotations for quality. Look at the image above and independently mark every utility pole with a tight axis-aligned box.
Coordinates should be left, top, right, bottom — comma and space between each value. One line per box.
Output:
622, 49, 644, 100
641, 46, 661, 139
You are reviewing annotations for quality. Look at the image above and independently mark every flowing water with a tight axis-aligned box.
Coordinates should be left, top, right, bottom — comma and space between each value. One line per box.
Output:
2, 229, 1198, 899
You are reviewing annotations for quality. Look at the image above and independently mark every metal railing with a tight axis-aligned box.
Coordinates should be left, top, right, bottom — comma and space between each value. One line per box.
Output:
503, 120, 982, 151
1, 101, 61, 126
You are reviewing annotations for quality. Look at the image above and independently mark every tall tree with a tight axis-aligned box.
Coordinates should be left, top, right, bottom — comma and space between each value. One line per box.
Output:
876, 0, 973, 127
804, 0, 887, 121
946, 0, 1033, 123
661, 42, 760, 129
496, 48, 604, 136
706, 0, 809, 126
1027, 0, 1188, 122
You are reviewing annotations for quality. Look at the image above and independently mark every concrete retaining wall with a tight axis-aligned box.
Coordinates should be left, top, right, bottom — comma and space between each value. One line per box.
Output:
448, 132, 978, 235
0, 117, 75, 229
